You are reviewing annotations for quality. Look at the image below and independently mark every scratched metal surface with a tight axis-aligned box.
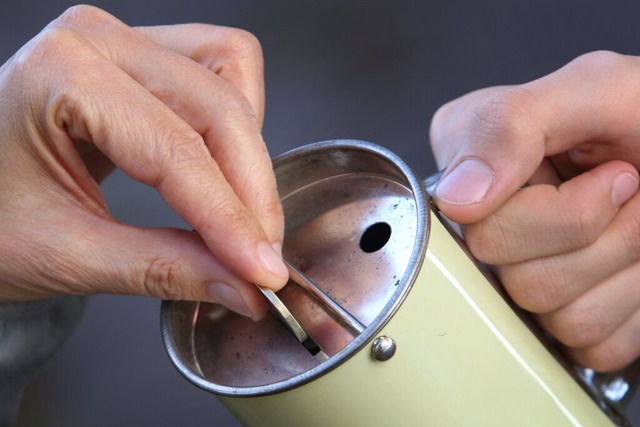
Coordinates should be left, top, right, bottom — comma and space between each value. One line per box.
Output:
4, 1, 640, 425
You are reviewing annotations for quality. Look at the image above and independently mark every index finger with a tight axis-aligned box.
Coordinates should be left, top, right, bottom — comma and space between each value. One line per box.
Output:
126, 23, 283, 247
46, 6, 288, 289
464, 160, 639, 264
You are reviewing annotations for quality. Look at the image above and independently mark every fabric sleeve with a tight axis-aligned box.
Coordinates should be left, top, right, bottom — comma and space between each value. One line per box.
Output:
0, 296, 86, 426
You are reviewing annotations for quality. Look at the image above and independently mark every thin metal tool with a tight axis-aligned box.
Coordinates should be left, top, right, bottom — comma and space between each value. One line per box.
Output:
258, 259, 368, 362
285, 260, 365, 336
257, 286, 329, 362
423, 168, 446, 198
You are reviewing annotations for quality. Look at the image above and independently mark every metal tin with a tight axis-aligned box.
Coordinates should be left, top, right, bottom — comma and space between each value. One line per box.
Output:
161, 140, 619, 426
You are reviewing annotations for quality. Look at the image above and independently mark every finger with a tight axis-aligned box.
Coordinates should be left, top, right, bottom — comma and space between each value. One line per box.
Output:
464, 161, 638, 264
430, 50, 640, 224
0, 209, 268, 320
498, 190, 640, 313
430, 85, 545, 223
45, 7, 287, 289
135, 24, 265, 127
77, 12, 282, 246
121, 25, 282, 247
566, 308, 640, 372
537, 260, 640, 349
530, 51, 640, 170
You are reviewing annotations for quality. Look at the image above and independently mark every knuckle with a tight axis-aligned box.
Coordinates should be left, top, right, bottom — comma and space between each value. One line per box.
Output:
431, 99, 456, 129
166, 128, 209, 162
14, 27, 82, 74
546, 304, 610, 347
613, 213, 640, 261
161, 129, 211, 171
464, 215, 513, 264
255, 190, 285, 240
213, 200, 253, 230
566, 202, 602, 248
212, 85, 259, 132
429, 98, 460, 165
218, 82, 255, 113
187, 25, 263, 81
578, 342, 635, 373
566, 50, 628, 75
52, 5, 116, 30
142, 257, 184, 300
198, 199, 258, 247
500, 262, 565, 313
217, 28, 263, 68
522, 283, 562, 313
9, 28, 108, 116
229, 29, 263, 56
259, 192, 284, 221
148, 127, 212, 188
470, 87, 538, 143
205, 28, 264, 102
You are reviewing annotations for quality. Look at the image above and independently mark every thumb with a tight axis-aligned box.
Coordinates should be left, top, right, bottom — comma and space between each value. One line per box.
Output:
429, 86, 545, 224
97, 223, 269, 320
18, 216, 269, 320
430, 51, 640, 224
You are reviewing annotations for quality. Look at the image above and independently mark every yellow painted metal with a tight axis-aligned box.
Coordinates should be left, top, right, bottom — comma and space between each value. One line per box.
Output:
219, 211, 614, 426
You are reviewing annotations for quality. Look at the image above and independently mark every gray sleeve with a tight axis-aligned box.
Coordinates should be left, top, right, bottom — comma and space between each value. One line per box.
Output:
0, 296, 86, 426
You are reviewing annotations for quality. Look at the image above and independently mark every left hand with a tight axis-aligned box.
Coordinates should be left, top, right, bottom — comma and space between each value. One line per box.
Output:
0, 6, 287, 320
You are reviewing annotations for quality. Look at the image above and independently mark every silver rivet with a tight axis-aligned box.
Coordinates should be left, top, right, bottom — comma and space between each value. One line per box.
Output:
371, 336, 396, 361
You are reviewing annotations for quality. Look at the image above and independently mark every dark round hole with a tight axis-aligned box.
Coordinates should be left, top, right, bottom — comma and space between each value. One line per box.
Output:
359, 222, 392, 253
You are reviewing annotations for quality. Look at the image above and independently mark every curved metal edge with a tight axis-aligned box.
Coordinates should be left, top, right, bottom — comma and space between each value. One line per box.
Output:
159, 139, 431, 397
576, 364, 640, 427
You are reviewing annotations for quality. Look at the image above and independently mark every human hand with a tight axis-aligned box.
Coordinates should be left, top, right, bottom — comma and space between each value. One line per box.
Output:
429, 50, 640, 371
0, 5, 288, 319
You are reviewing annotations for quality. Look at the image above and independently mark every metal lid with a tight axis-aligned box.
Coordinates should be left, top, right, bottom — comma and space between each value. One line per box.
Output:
161, 140, 430, 396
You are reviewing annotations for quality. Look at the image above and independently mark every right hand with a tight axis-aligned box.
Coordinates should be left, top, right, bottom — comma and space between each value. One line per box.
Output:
429, 50, 640, 371
0, 6, 288, 320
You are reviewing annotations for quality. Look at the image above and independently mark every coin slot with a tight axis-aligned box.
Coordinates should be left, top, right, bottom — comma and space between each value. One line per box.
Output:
360, 222, 392, 253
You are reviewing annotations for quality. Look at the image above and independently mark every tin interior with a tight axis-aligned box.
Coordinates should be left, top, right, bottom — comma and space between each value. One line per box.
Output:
161, 140, 429, 396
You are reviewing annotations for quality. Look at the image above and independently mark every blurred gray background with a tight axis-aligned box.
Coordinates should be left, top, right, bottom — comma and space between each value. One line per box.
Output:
3, 0, 640, 425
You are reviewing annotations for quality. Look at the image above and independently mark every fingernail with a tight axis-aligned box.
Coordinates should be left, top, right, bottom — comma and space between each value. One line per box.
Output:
612, 173, 638, 207
435, 158, 494, 205
257, 241, 289, 280
206, 283, 253, 318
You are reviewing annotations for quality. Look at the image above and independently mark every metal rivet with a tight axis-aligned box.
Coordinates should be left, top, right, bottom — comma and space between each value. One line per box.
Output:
371, 336, 396, 361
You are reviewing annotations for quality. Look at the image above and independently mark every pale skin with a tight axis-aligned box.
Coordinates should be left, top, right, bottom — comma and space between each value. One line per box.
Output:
430, 50, 640, 372
5, 6, 636, 375
0, 5, 289, 320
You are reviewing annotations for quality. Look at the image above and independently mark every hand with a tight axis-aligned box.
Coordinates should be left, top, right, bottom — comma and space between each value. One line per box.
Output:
429, 50, 640, 371
0, 5, 288, 320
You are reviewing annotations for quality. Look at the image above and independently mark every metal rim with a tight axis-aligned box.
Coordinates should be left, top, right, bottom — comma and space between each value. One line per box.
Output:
160, 139, 430, 396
